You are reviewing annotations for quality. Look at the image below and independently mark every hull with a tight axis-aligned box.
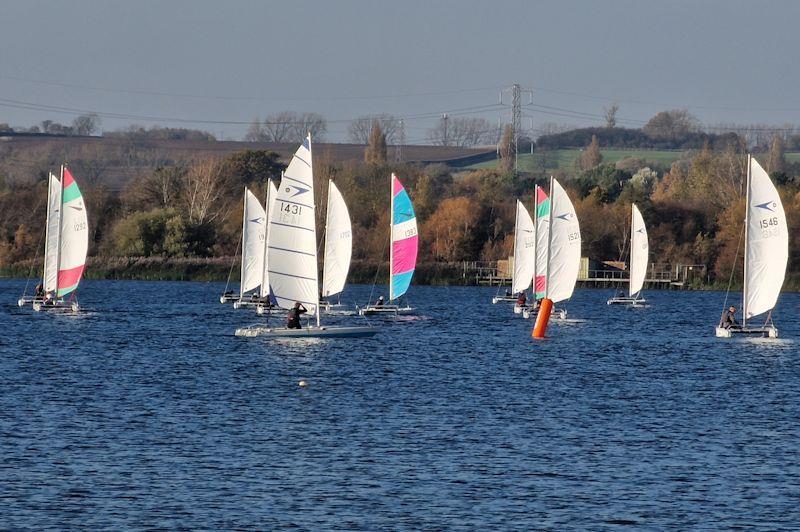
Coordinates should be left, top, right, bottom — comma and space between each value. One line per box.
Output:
18, 296, 47, 307
522, 307, 567, 320
715, 326, 778, 338
492, 295, 517, 304
256, 305, 288, 315
32, 300, 79, 312
319, 301, 346, 311
235, 325, 378, 338
358, 305, 414, 316
607, 296, 647, 306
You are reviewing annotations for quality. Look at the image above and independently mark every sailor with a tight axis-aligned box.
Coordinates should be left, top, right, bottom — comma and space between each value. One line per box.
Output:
531, 298, 541, 311
375, 296, 385, 307
516, 292, 527, 307
720, 305, 739, 329
287, 302, 307, 329
34, 283, 45, 299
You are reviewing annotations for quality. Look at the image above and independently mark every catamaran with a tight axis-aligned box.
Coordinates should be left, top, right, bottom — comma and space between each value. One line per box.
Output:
358, 173, 418, 316
607, 203, 649, 306
25, 166, 89, 312
716, 155, 787, 338
18, 171, 61, 308
235, 135, 376, 338
522, 177, 580, 319
226, 187, 270, 308
319, 180, 352, 311
508, 199, 536, 313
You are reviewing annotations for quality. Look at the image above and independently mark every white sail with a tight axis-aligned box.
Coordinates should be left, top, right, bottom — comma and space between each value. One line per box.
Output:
745, 156, 788, 320
43, 172, 61, 293
56, 167, 89, 297
511, 200, 536, 294
267, 135, 319, 312
322, 180, 352, 298
629, 203, 649, 297
259, 180, 278, 299
546, 178, 581, 304
240, 188, 266, 295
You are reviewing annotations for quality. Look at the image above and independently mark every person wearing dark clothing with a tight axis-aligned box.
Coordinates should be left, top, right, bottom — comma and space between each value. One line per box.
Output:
287, 302, 307, 329
34, 283, 45, 299
516, 292, 527, 307
375, 296, 385, 307
720, 306, 739, 329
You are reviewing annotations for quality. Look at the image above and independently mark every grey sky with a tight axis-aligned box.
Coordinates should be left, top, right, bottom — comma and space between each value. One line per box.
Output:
2, 0, 799, 142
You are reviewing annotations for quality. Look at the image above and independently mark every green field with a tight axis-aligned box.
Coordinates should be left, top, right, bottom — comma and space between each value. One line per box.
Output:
468, 148, 800, 173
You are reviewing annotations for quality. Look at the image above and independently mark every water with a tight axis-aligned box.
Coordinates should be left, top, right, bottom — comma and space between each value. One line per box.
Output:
2, 279, 799, 529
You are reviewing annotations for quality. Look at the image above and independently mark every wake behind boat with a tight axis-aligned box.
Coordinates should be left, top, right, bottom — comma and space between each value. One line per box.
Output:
716, 156, 787, 339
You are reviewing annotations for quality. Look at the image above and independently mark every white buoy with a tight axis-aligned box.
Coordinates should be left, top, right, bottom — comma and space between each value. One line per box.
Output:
298, 380, 307, 388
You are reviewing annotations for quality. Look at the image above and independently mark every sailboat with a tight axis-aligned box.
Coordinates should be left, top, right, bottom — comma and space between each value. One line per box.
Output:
716, 155, 787, 338
227, 187, 269, 308
235, 135, 376, 338
607, 203, 649, 306
31, 165, 89, 312
358, 173, 419, 316
18, 171, 61, 307
256, 179, 280, 315
523, 177, 581, 319
319, 180, 352, 311
509, 199, 536, 313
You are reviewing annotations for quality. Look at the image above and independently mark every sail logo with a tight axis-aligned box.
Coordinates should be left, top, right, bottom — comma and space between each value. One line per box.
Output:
250, 217, 265, 224
285, 185, 309, 197
755, 200, 777, 212
555, 213, 573, 221
636, 228, 645, 234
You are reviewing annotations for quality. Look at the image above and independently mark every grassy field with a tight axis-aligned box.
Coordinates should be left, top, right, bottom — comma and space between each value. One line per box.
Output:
468, 148, 800, 173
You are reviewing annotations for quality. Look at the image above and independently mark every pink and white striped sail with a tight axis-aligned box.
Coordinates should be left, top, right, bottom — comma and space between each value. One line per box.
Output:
56, 167, 89, 297
389, 174, 418, 301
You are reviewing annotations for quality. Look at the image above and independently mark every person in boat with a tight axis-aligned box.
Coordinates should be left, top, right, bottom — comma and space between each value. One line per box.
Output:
34, 283, 45, 299
531, 298, 541, 312
505, 289, 512, 297
375, 296, 385, 307
720, 305, 740, 329
287, 302, 307, 329
516, 292, 527, 307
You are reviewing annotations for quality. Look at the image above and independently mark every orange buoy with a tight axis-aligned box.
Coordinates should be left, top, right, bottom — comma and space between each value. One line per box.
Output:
532, 298, 553, 339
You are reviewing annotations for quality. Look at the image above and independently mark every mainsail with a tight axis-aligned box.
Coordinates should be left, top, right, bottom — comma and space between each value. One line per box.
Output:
259, 180, 278, 299
240, 188, 267, 295
389, 173, 418, 301
534, 185, 550, 299
546, 178, 581, 304
43, 172, 61, 293
511, 199, 536, 294
322, 180, 352, 298
267, 136, 319, 312
744, 156, 788, 320
629, 203, 649, 297
56, 167, 89, 297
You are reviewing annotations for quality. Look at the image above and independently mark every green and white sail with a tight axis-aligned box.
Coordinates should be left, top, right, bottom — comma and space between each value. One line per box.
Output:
56, 167, 89, 297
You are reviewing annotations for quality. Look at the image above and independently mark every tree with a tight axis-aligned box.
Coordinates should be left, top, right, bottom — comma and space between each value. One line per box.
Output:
181, 159, 229, 225
767, 133, 786, 174
364, 121, 387, 165
348, 114, 398, 144
604, 103, 619, 129
580, 135, 602, 170
244, 118, 267, 142
220, 150, 284, 186
263, 111, 297, 143
291, 112, 328, 142
427, 116, 495, 147
72, 113, 100, 136
643, 109, 699, 141
497, 124, 515, 173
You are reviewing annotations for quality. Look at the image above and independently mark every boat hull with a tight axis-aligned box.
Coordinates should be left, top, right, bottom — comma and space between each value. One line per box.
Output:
715, 326, 778, 338
358, 305, 414, 316
607, 296, 647, 306
492, 295, 517, 304
32, 300, 79, 312
523, 308, 567, 320
235, 325, 378, 338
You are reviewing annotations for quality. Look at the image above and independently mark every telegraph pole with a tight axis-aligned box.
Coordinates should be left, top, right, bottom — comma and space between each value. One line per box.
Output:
442, 113, 449, 146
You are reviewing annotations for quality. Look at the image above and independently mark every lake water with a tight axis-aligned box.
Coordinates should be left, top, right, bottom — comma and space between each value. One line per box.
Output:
2, 279, 799, 529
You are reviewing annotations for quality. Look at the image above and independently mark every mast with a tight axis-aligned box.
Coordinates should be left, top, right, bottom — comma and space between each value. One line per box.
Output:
309, 134, 320, 328
322, 179, 332, 299
743, 154, 751, 327
259, 178, 272, 299
545, 176, 554, 299
630, 203, 635, 297
54, 164, 65, 297
389, 174, 394, 302
42, 172, 53, 286
512, 198, 519, 292
239, 186, 247, 299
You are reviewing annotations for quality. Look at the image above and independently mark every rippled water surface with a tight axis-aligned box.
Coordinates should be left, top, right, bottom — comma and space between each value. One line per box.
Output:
2, 279, 800, 528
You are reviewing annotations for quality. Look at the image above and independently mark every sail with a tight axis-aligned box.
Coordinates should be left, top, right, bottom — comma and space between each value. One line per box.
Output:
56, 167, 89, 297
43, 172, 61, 293
322, 180, 352, 298
745, 156, 788, 319
240, 187, 266, 295
267, 136, 319, 312
629, 204, 649, 297
259, 180, 278, 298
389, 173, 418, 301
547, 178, 581, 304
511, 200, 536, 294
534, 186, 550, 298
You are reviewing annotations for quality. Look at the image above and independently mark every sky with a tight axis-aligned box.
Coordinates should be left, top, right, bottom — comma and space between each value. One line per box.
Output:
1, 0, 799, 142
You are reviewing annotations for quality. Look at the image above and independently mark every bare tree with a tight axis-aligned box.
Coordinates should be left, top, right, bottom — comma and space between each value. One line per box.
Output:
348, 114, 399, 144
263, 111, 297, 143
290, 112, 328, 143
244, 117, 267, 142
365, 121, 387, 164
72, 113, 101, 136
428, 116, 495, 147
181, 159, 228, 224
604, 103, 619, 129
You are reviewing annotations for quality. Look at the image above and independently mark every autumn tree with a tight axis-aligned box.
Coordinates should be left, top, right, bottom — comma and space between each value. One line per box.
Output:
580, 135, 602, 170
643, 109, 699, 141
604, 103, 619, 129
364, 121, 387, 165
497, 125, 515, 173
767, 133, 786, 174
